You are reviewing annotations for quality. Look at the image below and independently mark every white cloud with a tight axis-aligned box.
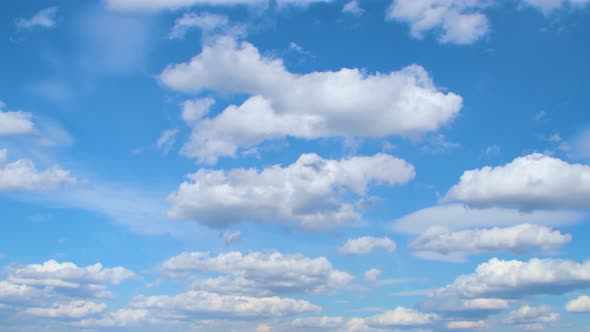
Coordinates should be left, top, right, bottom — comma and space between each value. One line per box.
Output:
156, 129, 178, 154
391, 203, 583, 235
169, 12, 244, 40
78, 309, 149, 328
292, 316, 346, 328
0, 149, 76, 192
0, 111, 36, 136
16, 7, 57, 29
181, 97, 216, 125
521, 0, 590, 13
364, 307, 438, 328
387, 0, 490, 44
222, 231, 241, 246
343, 0, 364, 15
447, 320, 488, 329
422, 258, 590, 314
566, 295, 590, 312
24, 300, 107, 319
443, 153, 590, 210
410, 224, 571, 262
106, 0, 267, 11
131, 290, 321, 318
160, 251, 353, 295
338, 237, 397, 255
168, 153, 415, 230
503, 305, 560, 330
159, 37, 462, 163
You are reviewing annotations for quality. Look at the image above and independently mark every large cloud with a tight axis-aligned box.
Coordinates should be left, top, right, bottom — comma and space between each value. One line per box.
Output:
159, 37, 462, 163
443, 153, 590, 210
410, 224, 571, 262
0, 149, 75, 192
168, 153, 415, 230
160, 251, 353, 295
387, 0, 490, 44
391, 203, 582, 235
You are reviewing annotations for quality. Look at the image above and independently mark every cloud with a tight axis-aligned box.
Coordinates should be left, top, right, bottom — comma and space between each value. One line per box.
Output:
566, 295, 590, 312
156, 129, 178, 154
0, 110, 36, 136
222, 231, 242, 246
24, 300, 107, 319
391, 203, 583, 235
422, 258, 590, 314
159, 37, 462, 163
130, 290, 321, 318
410, 224, 571, 262
16, 7, 57, 29
447, 320, 488, 329
503, 305, 560, 330
169, 12, 244, 40
168, 153, 415, 230
160, 251, 353, 295
292, 316, 346, 328
0, 149, 76, 192
338, 236, 397, 255
78, 309, 149, 328
521, 0, 590, 13
343, 0, 364, 15
443, 153, 590, 210
386, 0, 490, 44
364, 307, 438, 328
364, 269, 382, 282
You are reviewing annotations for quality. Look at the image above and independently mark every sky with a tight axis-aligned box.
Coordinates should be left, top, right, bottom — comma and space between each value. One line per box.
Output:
1, 0, 590, 331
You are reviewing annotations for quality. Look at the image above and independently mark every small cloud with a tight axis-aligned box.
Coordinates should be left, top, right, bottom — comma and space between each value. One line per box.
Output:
156, 129, 179, 154
16, 7, 58, 29
534, 111, 547, 121
484, 144, 501, 156
222, 231, 241, 246
343, 0, 364, 16
289, 41, 311, 56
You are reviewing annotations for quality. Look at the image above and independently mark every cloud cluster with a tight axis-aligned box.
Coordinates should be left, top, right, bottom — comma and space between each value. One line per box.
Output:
410, 224, 571, 262
160, 251, 353, 295
168, 153, 415, 230
160, 37, 462, 163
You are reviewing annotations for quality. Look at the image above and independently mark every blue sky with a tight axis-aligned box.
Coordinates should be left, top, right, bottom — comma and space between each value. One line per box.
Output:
1, 0, 590, 331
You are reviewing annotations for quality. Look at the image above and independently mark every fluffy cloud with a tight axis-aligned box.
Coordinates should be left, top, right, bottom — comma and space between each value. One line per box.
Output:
364, 307, 438, 328
0, 149, 76, 192
447, 320, 488, 329
444, 153, 590, 210
410, 224, 571, 262
159, 37, 462, 163
503, 306, 560, 330
161, 251, 353, 295
343, 0, 364, 15
16, 7, 57, 29
24, 300, 107, 319
387, 0, 490, 44
566, 295, 590, 312
292, 316, 346, 328
391, 203, 582, 235
131, 290, 321, 318
422, 258, 590, 314
338, 236, 397, 255
169, 12, 243, 40
168, 153, 415, 230
0, 110, 36, 136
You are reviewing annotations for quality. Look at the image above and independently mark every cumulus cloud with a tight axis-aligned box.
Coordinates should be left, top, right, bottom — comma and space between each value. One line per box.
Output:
444, 153, 590, 210
391, 203, 582, 235
24, 300, 107, 319
566, 295, 590, 312
159, 37, 462, 163
292, 316, 346, 328
160, 251, 353, 295
169, 12, 244, 40
387, 0, 490, 44
0, 149, 76, 192
410, 224, 571, 262
338, 236, 397, 255
343, 0, 364, 15
447, 320, 488, 329
168, 153, 415, 230
503, 305, 560, 331
422, 258, 590, 314
16, 7, 57, 29
131, 290, 321, 318
364, 306, 438, 328
78, 309, 149, 328
0, 110, 36, 136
